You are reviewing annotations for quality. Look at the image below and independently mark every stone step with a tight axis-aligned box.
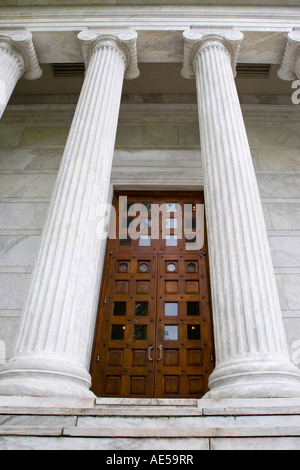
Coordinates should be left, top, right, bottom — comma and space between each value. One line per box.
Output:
1, 398, 300, 439
1, 397, 300, 416
1, 398, 300, 450
1, 423, 300, 438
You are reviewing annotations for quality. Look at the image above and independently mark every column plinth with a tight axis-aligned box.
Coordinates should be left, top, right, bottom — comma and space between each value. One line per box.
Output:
0, 28, 42, 119
0, 30, 139, 397
182, 28, 300, 399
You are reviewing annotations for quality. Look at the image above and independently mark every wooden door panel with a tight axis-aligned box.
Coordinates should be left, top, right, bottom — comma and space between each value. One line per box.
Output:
155, 253, 211, 398
92, 254, 157, 397
91, 193, 214, 398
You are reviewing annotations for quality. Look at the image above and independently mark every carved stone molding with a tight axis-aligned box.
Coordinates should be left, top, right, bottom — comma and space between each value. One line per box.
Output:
78, 28, 140, 80
0, 27, 42, 118
181, 27, 244, 79
0, 27, 42, 80
278, 29, 300, 81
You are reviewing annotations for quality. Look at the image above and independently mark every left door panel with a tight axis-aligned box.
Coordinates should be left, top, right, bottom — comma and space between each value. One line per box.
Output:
92, 255, 157, 398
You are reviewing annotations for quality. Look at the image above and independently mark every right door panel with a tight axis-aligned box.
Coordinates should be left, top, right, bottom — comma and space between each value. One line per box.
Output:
155, 254, 213, 398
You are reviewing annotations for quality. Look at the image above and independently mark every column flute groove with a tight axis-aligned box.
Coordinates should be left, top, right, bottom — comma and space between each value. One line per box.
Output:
0, 30, 139, 397
203, 48, 237, 358
18, 44, 126, 357
200, 39, 276, 359
212, 46, 263, 355
62, 47, 126, 358
221, 50, 285, 355
203, 44, 250, 359
182, 28, 300, 398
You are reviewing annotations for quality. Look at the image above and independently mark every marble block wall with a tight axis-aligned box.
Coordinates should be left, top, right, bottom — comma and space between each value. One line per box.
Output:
0, 103, 299, 375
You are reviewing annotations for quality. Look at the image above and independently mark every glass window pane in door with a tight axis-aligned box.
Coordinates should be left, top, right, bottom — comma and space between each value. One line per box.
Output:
187, 302, 200, 316
164, 325, 178, 340
134, 325, 148, 340
166, 235, 178, 246
113, 302, 126, 316
165, 302, 178, 317
135, 302, 148, 317
111, 325, 125, 340
139, 235, 151, 246
166, 218, 177, 229
187, 325, 201, 340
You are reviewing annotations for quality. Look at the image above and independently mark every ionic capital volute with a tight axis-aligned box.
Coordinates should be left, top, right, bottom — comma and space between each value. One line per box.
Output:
0, 27, 42, 80
278, 29, 300, 81
181, 27, 244, 79
78, 29, 140, 80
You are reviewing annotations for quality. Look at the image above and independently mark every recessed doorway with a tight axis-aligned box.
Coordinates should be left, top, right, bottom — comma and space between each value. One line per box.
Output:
90, 192, 214, 398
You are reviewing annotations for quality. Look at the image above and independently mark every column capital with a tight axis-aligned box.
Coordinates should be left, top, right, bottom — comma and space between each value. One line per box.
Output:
78, 28, 140, 80
181, 27, 244, 80
278, 29, 300, 81
0, 27, 42, 80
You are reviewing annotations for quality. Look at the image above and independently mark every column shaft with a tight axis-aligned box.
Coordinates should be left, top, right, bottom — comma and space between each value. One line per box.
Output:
0, 32, 139, 397
183, 30, 300, 398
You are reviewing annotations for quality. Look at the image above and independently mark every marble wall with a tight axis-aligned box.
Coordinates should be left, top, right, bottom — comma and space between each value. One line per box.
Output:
0, 103, 299, 375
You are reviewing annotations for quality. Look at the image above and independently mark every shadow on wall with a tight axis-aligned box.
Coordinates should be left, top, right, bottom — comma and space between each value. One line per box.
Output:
292, 340, 300, 368
0, 340, 6, 363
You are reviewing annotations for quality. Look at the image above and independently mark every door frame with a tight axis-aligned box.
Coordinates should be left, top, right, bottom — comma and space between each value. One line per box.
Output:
90, 190, 215, 398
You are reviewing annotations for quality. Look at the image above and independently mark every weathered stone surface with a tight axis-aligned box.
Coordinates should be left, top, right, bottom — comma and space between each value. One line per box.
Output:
0, 397, 300, 450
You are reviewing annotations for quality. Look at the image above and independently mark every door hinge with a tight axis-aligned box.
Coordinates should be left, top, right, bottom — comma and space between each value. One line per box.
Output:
96, 355, 100, 362
207, 299, 210, 304
104, 298, 107, 304
210, 355, 214, 363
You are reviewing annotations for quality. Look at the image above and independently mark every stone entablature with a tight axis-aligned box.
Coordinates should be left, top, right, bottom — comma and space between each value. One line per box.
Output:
0, 5, 300, 65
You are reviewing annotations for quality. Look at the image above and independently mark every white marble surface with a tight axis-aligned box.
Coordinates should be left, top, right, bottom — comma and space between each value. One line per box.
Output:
0, 274, 31, 310
0, 396, 300, 450
0, 31, 139, 398
0, 4, 299, 66
0, 29, 42, 119
0, 174, 56, 198
0, 202, 48, 230
278, 30, 300, 81
0, 236, 40, 267
0, 101, 299, 394
185, 29, 300, 398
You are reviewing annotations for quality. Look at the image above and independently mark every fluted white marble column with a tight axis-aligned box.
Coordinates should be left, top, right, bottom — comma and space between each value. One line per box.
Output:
0, 28, 42, 118
0, 30, 139, 397
182, 28, 300, 398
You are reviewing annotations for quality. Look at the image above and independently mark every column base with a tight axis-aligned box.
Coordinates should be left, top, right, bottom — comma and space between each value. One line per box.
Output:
205, 360, 300, 399
0, 356, 95, 398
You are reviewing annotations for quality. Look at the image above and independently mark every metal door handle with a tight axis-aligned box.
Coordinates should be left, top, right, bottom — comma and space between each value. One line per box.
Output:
157, 345, 163, 361
148, 346, 154, 361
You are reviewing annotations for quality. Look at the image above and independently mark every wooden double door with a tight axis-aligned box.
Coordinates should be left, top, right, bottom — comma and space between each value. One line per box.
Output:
91, 193, 215, 398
